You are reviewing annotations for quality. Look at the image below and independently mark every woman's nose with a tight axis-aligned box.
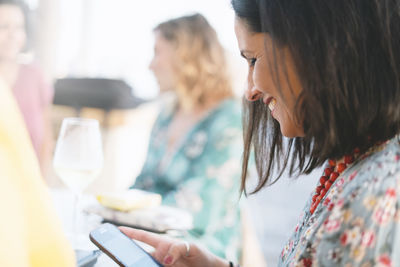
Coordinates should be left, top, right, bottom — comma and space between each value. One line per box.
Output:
245, 87, 263, 102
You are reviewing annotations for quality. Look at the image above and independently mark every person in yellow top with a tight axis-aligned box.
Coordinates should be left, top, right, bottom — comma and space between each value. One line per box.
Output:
0, 78, 75, 266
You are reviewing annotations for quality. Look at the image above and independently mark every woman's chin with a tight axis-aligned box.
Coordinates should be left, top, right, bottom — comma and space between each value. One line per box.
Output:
280, 130, 298, 138
278, 122, 304, 138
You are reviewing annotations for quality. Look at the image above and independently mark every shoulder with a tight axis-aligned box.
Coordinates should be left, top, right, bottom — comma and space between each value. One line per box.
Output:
206, 98, 242, 126
296, 139, 400, 266
332, 138, 400, 214
154, 94, 177, 123
325, 138, 400, 234
19, 63, 45, 78
349, 138, 400, 192
17, 63, 48, 90
215, 98, 241, 115
196, 99, 242, 141
321, 139, 400, 263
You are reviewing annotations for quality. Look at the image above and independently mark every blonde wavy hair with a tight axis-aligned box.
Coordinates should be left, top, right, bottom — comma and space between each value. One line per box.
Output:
154, 13, 233, 110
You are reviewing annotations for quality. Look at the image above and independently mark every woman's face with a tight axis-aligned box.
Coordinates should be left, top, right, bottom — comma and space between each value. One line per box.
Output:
234, 18, 304, 137
149, 31, 176, 92
0, 4, 26, 61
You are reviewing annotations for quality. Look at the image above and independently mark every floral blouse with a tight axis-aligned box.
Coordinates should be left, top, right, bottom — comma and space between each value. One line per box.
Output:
132, 98, 243, 260
279, 137, 400, 266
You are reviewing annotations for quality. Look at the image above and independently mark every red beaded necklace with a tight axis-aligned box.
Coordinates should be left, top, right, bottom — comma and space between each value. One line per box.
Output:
309, 148, 360, 214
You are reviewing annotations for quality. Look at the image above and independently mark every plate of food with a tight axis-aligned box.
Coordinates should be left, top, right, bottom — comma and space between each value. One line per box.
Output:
85, 189, 193, 233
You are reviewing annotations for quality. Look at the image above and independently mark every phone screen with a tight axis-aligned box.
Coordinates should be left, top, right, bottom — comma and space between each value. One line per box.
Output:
90, 223, 162, 267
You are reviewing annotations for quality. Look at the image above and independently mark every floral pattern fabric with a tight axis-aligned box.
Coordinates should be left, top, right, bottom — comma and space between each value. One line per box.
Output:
132, 98, 243, 260
279, 137, 400, 266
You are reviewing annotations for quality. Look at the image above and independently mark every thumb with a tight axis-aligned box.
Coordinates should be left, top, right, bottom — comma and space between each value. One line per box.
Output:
162, 241, 190, 265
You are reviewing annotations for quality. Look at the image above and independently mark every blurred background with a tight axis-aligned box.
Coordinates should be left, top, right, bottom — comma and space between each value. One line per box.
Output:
28, 0, 244, 99
26, 0, 247, 189
7, 0, 318, 265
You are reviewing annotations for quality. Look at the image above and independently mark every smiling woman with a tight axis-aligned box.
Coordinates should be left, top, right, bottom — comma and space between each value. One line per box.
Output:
235, 0, 400, 193
117, 0, 400, 266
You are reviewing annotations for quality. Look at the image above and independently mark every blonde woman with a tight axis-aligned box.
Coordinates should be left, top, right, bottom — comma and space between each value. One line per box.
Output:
132, 13, 243, 260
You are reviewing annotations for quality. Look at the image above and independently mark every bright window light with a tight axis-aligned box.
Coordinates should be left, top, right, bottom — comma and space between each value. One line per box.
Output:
53, 0, 245, 99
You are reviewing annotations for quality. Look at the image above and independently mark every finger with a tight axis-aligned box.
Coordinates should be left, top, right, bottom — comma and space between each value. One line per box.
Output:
162, 241, 190, 265
119, 227, 162, 248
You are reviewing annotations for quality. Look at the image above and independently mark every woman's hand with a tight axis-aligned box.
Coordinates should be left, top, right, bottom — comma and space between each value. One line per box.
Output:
119, 227, 229, 267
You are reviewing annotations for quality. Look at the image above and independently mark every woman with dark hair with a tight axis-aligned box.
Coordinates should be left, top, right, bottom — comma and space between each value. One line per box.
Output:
119, 0, 400, 266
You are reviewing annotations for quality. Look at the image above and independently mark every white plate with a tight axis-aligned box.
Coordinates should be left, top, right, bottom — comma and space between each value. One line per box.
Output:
85, 204, 193, 233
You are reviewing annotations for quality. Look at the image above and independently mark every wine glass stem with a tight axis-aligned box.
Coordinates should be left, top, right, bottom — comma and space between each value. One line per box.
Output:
72, 192, 82, 246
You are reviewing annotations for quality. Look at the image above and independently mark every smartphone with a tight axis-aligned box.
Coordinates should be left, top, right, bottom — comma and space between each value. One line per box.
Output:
89, 223, 162, 267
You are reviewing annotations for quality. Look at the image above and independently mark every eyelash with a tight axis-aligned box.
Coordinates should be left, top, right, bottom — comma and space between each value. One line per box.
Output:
249, 58, 257, 67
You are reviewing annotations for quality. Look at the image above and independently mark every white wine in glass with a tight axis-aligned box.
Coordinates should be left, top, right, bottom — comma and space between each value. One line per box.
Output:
53, 118, 103, 247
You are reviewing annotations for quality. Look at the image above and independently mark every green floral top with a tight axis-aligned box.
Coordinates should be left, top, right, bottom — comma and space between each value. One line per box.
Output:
132, 98, 243, 260
279, 137, 400, 266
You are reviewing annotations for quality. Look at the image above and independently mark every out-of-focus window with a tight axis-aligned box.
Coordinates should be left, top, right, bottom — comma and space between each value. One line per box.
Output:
35, 0, 243, 99
25, 0, 38, 9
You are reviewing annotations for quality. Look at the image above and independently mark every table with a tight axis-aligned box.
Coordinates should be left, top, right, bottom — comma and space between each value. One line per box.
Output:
50, 188, 191, 266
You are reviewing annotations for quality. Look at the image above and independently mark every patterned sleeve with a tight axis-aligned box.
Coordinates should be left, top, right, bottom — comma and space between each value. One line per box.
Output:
315, 159, 400, 266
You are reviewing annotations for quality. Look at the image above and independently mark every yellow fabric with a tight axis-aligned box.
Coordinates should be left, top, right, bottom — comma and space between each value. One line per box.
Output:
0, 79, 75, 267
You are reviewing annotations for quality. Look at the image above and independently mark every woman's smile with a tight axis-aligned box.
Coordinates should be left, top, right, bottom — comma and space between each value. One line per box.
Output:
263, 96, 277, 116
235, 17, 304, 137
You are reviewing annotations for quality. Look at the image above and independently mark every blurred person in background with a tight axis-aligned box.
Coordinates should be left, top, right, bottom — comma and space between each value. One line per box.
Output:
0, 77, 75, 267
0, 0, 53, 175
131, 13, 243, 260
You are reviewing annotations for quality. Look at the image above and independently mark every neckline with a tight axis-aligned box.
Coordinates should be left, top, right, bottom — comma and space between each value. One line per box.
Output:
157, 98, 235, 175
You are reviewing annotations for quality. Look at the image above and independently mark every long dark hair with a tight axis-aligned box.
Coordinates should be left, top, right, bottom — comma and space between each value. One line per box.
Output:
233, 0, 400, 194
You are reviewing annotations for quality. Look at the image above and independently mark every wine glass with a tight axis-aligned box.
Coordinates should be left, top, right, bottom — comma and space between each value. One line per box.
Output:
53, 118, 103, 247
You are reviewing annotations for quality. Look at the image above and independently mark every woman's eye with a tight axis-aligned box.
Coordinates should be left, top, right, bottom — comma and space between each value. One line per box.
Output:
249, 58, 257, 67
